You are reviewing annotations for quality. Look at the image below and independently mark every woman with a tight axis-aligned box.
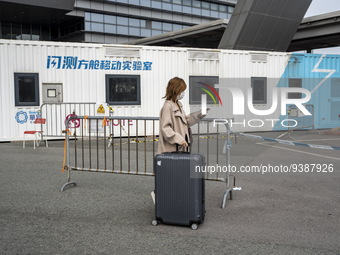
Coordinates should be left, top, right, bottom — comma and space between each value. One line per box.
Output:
157, 77, 207, 154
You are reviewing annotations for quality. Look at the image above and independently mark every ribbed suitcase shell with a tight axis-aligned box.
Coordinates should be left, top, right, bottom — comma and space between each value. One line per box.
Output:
154, 152, 205, 227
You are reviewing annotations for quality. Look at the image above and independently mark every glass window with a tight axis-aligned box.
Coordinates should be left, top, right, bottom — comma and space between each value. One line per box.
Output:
1, 21, 11, 39
151, 1, 162, 8
210, 11, 219, 18
163, 23, 173, 31
192, 0, 200, 7
104, 15, 116, 24
84, 12, 91, 21
117, 17, 128, 25
129, 18, 140, 27
129, 0, 140, 5
210, 3, 218, 11
183, 6, 192, 13
14, 73, 40, 106
129, 27, 141, 36
140, 20, 147, 28
22, 23, 30, 38
219, 12, 228, 19
202, 9, 210, 16
228, 6, 234, 13
41, 25, 50, 41
91, 22, 104, 32
162, 2, 172, 10
91, 13, 104, 23
288, 78, 302, 99
252, 77, 267, 104
219, 5, 227, 12
173, 4, 182, 12
173, 24, 183, 30
152, 21, 162, 29
189, 76, 219, 105
141, 28, 151, 37
202, 2, 210, 9
152, 30, 162, 36
117, 26, 128, 34
192, 8, 201, 15
140, 0, 151, 7
12, 22, 21, 39
21, 34, 31, 40
183, 0, 191, 6
117, 0, 128, 3
173, 0, 182, 4
106, 75, 141, 105
31, 25, 40, 41
104, 24, 116, 33
85, 22, 91, 30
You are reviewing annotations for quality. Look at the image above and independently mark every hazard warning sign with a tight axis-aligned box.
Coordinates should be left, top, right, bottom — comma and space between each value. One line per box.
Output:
97, 104, 105, 114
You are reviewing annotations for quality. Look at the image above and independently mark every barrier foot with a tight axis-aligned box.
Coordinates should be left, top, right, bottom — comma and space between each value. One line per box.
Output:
221, 188, 233, 209
60, 182, 77, 192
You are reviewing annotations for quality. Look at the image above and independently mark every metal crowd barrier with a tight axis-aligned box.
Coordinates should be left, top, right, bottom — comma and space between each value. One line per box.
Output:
40, 102, 97, 138
61, 116, 235, 209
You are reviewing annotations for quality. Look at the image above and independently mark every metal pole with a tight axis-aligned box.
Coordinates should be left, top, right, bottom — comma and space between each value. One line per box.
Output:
60, 117, 77, 191
221, 120, 234, 209
136, 119, 139, 174
128, 119, 130, 173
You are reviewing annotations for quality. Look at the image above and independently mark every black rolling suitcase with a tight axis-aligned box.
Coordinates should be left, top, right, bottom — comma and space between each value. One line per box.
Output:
152, 144, 205, 230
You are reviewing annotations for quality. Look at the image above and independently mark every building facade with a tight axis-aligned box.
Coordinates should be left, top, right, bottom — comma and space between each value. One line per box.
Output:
0, 0, 236, 43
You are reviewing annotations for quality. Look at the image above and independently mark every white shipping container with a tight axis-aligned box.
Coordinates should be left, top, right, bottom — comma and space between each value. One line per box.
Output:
0, 39, 339, 141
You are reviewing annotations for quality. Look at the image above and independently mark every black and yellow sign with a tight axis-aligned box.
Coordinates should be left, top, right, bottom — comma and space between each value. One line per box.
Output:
97, 104, 105, 114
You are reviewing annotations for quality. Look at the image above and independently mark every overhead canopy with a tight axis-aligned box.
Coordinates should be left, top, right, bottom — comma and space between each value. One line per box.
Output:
218, 0, 312, 51
288, 11, 340, 52
0, 0, 75, 10
0, 0, 76, 25
128, 19, 229, 49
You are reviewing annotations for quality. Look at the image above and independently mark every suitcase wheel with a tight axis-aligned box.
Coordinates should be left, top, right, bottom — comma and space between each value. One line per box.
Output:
191, 223, 198, 230
151, 219, 158, 226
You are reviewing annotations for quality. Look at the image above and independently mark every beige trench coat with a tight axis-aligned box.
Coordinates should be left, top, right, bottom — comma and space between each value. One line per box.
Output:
157, 100, 204, 154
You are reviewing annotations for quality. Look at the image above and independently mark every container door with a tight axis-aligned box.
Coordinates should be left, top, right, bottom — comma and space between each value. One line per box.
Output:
330, 78, 340, 124
42, 83, 63, 103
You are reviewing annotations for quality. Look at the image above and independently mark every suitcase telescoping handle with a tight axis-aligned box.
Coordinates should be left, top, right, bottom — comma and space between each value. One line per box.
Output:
175, 134, 191, 153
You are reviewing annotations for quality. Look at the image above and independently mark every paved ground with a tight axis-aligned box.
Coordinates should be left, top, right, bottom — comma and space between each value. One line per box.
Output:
0, 131, 339, 255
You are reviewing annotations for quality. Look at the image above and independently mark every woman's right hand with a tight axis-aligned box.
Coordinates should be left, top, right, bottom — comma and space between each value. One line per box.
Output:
180, 140, 188, 147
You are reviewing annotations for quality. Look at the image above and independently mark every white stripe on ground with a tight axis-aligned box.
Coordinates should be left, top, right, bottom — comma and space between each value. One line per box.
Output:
257, 143, 340, 161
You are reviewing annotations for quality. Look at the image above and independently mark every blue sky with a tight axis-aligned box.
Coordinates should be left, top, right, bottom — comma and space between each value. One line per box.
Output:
304, 0, 340, 54
305, 0, 340, 17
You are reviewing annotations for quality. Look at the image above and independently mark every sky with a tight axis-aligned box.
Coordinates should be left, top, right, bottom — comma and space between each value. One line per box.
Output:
303, 0, 340, 54
304, 0, 340, 17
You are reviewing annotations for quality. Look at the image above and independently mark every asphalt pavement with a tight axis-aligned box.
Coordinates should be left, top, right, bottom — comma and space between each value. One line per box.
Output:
0, 131, 339, 255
